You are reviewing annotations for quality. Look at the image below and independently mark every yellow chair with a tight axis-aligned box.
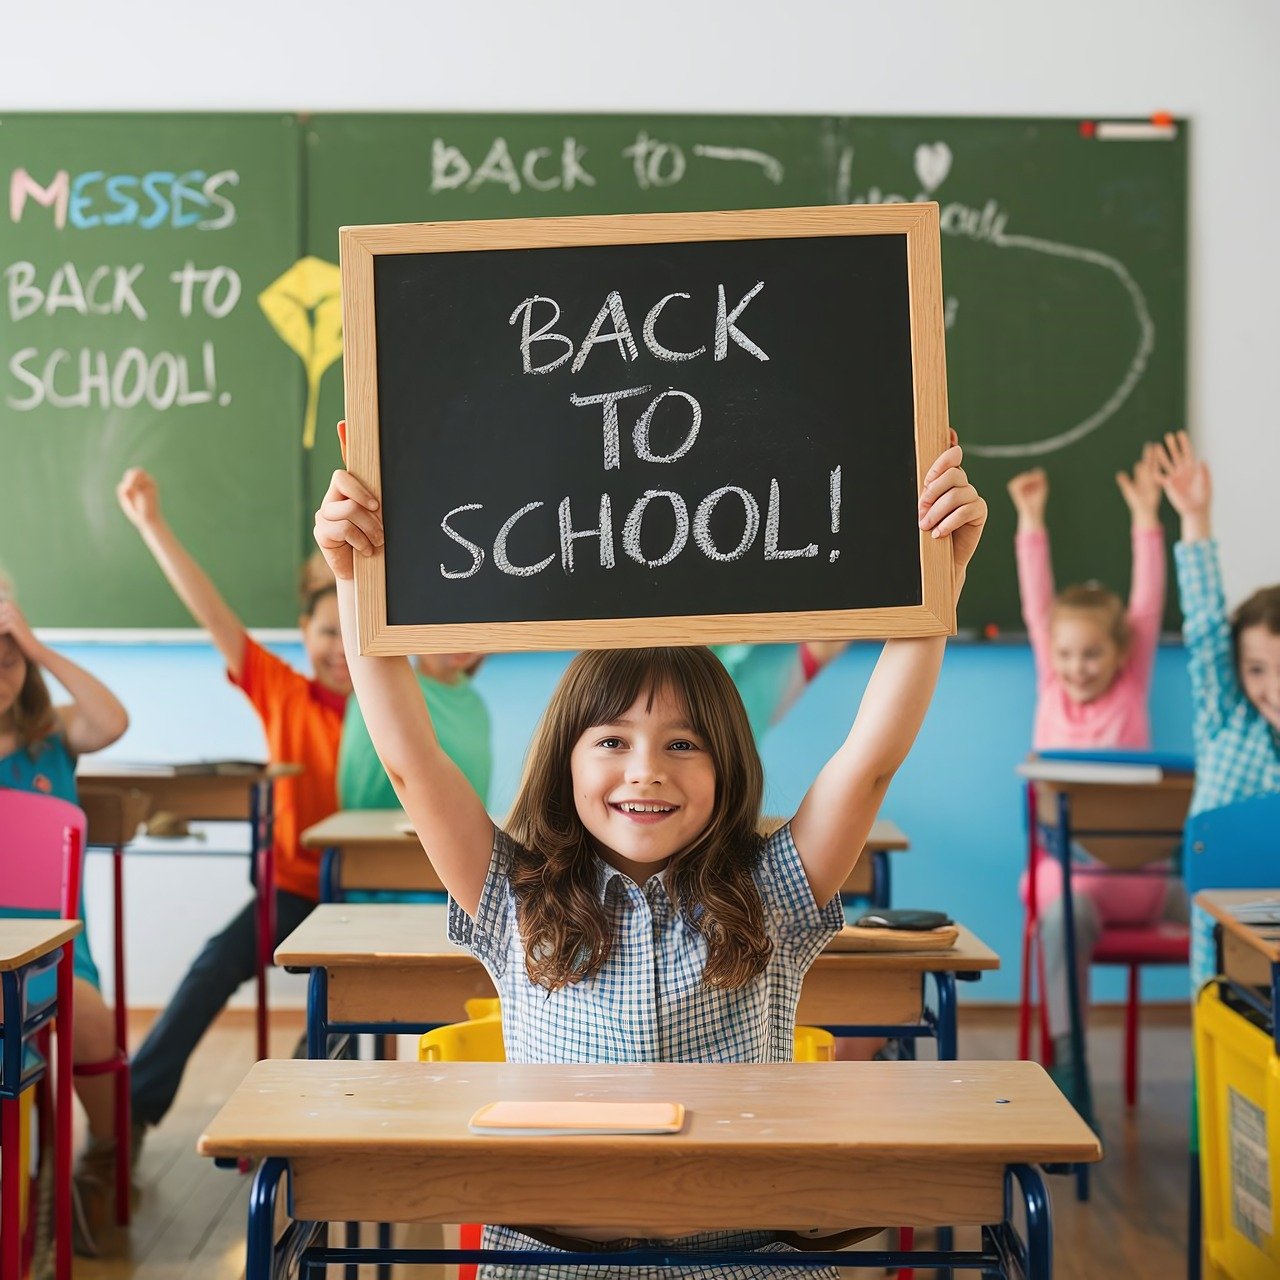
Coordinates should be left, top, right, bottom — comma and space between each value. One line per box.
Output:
420, 1004, 834, 1064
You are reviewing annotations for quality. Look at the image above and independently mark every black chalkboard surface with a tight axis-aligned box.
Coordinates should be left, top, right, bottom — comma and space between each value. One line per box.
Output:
341, 204, 954, 654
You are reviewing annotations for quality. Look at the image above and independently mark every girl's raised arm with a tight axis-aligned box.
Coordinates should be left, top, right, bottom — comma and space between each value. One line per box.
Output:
117, 468, 249, 681
314, 453, 494, 916
791, 441, 987, 906
1008, 468, 1054, 678
0, 601, 128, 755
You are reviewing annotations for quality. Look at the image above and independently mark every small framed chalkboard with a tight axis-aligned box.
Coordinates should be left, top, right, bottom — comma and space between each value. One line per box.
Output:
340, 204, 954, 655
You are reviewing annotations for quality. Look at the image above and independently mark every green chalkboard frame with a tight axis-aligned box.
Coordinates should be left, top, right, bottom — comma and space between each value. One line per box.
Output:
341, 205, 956, 655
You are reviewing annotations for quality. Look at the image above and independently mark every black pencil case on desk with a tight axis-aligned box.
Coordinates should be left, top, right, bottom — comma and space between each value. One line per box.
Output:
852, 908, 953, 931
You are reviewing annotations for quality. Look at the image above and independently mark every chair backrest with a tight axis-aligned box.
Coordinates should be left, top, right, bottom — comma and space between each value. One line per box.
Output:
420, 1004, 838, 1065
1183, 793, 1280, 898
792, 1025, 836, 1062
0, 790, 86, 916
420, 1011, 506, 1063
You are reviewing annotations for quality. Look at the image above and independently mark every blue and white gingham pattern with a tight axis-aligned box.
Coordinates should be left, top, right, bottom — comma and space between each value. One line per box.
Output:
449, 821, 844, 1279
1175, 539, 1280, 818
472, 1232, 838, 1280
1175, 539, 1280, 995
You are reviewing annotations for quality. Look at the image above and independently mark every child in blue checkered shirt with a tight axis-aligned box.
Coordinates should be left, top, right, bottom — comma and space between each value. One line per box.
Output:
315, 429, 987, 1277
1154, 431, 1280, 816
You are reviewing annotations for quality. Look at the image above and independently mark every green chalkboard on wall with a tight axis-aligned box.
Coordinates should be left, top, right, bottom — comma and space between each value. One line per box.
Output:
0, 113, 305, 629
2, 112, 1185, 633
303, 113, 1187, 632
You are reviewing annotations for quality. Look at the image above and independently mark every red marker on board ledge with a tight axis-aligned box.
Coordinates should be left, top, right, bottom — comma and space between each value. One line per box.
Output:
1080, 112, 1178, 141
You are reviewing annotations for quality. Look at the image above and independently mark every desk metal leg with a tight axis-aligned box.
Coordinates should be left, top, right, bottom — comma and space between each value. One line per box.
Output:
1003, 1163, 1053, 1280
247, 1157, 288, 1280
306, 968, 329, 1061
930, 972, 958, 1062
1187, 1150, 1201, 1280
873, 850, 891, 907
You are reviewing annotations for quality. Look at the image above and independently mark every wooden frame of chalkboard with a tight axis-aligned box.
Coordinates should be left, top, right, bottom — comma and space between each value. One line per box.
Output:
340, 204, 954, 655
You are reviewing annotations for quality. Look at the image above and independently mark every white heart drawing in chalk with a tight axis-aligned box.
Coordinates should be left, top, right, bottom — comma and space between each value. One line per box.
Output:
914, 142, 952, 194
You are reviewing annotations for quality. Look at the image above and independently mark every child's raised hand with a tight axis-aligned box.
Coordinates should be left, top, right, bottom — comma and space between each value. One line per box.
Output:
1153, 430, 1212, 541
1115, 443, 1163, 529
0, 598, 45, 661
1006, 467, 1048, 530
919, 437, 987, 589
314, 469, 382, 581
116, 468, 162, 529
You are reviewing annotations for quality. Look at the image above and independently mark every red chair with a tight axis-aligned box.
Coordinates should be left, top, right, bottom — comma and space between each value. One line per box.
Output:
1, 790, 86, 1280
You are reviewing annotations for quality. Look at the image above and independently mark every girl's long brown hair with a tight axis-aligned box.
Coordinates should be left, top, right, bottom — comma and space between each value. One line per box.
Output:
1, 637, 58, 754
505, 647, 771, 992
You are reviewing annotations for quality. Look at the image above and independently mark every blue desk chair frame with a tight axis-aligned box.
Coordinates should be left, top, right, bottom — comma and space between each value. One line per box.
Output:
1181, 792, 1280, 1280
228, 1154, 1054, 1280
1034, 754, 1193, 1205
0, 937, 75, 1280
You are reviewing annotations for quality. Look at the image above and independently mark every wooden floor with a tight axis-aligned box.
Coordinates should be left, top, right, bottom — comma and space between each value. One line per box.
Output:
72, 1006, 1194, 1278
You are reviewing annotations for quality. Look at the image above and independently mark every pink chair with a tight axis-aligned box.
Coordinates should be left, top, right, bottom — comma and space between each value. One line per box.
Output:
1, 790, 85, 1280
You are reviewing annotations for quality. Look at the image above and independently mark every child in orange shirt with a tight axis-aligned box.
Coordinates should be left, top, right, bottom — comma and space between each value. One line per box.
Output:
116, 470, 349, 1148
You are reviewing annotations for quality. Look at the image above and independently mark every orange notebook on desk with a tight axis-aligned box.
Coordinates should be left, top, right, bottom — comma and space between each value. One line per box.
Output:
469, 1100, 685, 1136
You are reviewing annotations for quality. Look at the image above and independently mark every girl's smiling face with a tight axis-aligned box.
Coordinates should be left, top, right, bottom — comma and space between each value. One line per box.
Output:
1050, 611, 1126, 705
569, 682, 717, 884
1239, 623, 1280, 733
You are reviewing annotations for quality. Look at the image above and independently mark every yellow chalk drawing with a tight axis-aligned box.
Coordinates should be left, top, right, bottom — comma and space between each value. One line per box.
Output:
259, 257, 343, 450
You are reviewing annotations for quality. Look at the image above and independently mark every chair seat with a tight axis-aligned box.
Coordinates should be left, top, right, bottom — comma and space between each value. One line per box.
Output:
1092, 924, 1190, 966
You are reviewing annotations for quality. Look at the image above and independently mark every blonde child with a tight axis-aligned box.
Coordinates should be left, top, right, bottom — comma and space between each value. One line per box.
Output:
1154, 430, 1280, 991
0, 594, 129, 1255
116, 469, 350, 1147
314, 426, 986, 1277
1008, 447, 1185, 1093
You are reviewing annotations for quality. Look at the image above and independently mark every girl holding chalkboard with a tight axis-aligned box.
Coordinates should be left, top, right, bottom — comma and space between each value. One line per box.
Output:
314, 430, 986, 1276
1007, 447, 1178, 1110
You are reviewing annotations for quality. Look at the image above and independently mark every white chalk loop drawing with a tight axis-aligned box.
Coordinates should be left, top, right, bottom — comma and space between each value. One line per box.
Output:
838, 140, 1155, 459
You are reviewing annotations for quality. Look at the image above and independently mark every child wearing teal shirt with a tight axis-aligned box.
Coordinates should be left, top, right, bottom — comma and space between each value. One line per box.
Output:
338, 651, 491, 903
0, 593, 131, 1255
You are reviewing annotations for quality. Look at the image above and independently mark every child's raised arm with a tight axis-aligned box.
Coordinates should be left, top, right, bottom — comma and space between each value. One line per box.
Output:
0, 599, 128, 754
116, 468, 249, 681
1116, 443, 1167, 685
791, 440, 987, 906
1154, 431, 1239, 737
1008, 468, 1055, 675
313, 446, 494, 916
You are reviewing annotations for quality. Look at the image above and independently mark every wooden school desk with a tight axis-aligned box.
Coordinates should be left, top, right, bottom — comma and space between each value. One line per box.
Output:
1, 918, 80, 1280
276, 903, 998, 1061
303, 809, 912, 905
199, 1058, 1100, 1279
1194, 889, 1280, 1054
76, 760, 291, 1061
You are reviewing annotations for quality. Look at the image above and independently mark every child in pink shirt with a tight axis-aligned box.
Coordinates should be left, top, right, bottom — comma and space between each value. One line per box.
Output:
1009, 447, 1187, 1082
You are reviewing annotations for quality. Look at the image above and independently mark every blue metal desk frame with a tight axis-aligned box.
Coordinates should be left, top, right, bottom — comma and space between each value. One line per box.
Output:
226, 1154, 1053, 1279
0, 930, 76, 1280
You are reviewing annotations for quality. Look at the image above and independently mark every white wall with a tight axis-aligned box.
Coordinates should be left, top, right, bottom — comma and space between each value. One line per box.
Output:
8, 0, 1277, 598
